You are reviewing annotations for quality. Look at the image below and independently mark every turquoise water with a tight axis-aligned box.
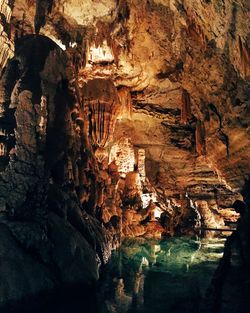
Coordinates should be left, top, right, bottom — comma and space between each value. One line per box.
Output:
98, 234, 226, 313
2, 234, 227, 313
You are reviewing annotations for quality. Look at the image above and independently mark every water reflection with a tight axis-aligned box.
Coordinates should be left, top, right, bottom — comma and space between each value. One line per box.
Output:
98, 234, 226, 313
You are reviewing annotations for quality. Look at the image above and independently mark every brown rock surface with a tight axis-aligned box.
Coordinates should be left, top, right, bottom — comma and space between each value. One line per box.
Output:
0, 0, 249, 307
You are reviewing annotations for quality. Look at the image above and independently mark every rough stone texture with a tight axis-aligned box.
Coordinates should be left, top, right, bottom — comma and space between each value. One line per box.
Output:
48, 212, 99, 285
0, 211, 102, 307
80, 78, 121, 149
0, 0, 14, 72
0, 221, 55, 305
0, 34, 112, 307
0, 0, 249, 309
6, 1, 249, 209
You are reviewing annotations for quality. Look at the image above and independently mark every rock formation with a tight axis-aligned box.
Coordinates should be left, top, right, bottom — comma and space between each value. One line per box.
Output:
0, 0, 249, 310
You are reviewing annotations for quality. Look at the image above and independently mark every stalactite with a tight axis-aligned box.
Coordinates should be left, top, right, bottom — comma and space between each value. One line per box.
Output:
117, 86, 132, 119
238, 36, 250, 78
81, 79, 120, 149
208, 103, 222, 128
195, 120, 206, 155
180, 89, 192, 124
34, 0, 54, 34
117, 0, 130, 22
94, 21, 112, 48
186, 15, 206, 50
217, 129, 230, 159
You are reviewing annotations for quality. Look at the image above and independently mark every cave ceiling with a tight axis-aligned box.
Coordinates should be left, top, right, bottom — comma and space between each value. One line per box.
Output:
1, 0, 250, 207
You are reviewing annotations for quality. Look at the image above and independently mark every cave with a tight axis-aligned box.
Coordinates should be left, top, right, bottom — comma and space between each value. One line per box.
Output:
0, 0, 249, 312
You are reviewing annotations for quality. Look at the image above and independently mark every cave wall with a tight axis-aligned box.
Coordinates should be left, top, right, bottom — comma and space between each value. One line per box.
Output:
0, 0, 248, 242
0, 34, 115, 306
0, 0, 248, 243
0, 0, 249, 307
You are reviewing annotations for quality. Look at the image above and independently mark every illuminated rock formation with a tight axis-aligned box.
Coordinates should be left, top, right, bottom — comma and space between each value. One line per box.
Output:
137, 148, 146, 182
124, 169, 142, 199
80, 78, 120, 149
0, 0, 14, 73
117, 86, 133, 119
0, 0, 249, 309
109, 137, 135, 177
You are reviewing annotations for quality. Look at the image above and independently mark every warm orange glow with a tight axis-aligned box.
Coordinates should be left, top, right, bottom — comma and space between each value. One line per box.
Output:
0, 142, 6, 156
109, 138, 135, 177
88, 40, 114, 64
140, 192, 157, 208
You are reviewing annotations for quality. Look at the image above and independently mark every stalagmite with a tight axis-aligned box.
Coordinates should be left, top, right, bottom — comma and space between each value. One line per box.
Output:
124, 169, 142, 198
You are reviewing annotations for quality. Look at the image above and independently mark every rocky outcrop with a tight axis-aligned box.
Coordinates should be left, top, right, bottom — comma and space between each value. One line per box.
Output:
0, 34, 112, 307
0, 221, 55, 305
0, 212, 99, 306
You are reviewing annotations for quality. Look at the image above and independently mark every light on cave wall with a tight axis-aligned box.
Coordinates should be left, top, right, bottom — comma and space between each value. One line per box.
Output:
140, 192, 164, 221
69, 42, 77, 48
0, 142, 6, 156
141, 257, 149, 267
42, 33, 66, 51
55, 40, 66, 51
109, 138, 162, 215
0, 0, 12, 22
38, 96, 47, 139
141, 193, 157, 208
137, 149, 146, 182
109, 139, 147, 183
0, 128, 6, 136
41, 27, 67, 51
153, 206, 163, 219
109, 138, 135, 177
117, 87, 133, 121
87, 40, 114, 65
